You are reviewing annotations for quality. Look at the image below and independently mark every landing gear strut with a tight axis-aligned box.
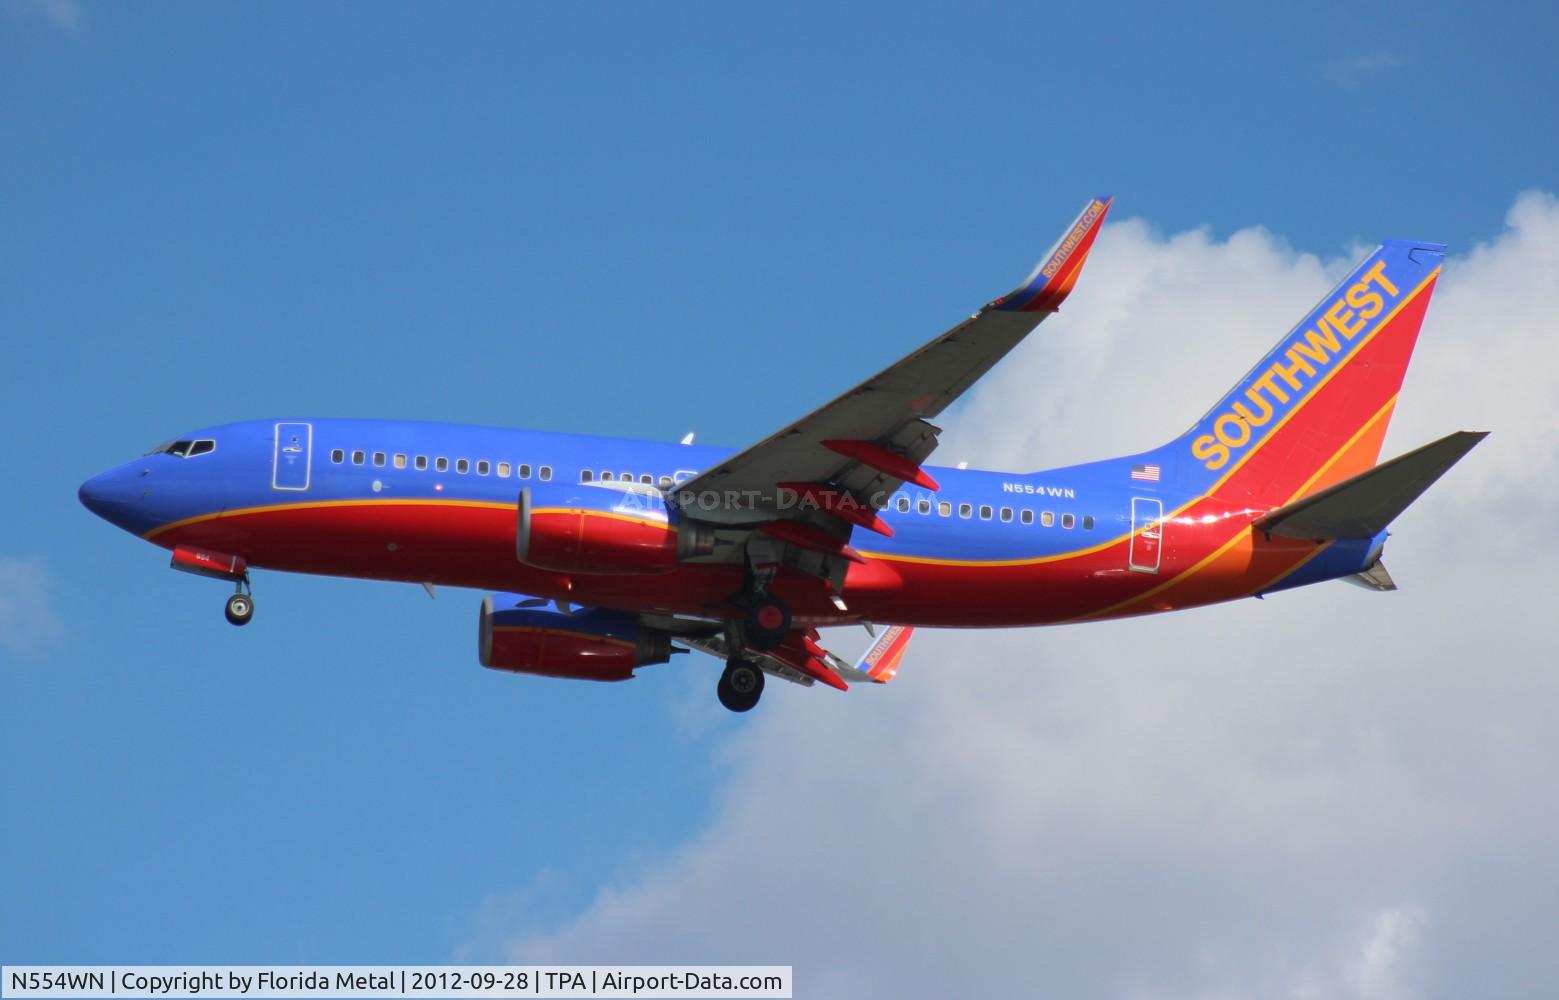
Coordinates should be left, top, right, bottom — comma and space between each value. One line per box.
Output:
717, 657, 765, 713
224, 575, 254, 626
737, 538, 789, 650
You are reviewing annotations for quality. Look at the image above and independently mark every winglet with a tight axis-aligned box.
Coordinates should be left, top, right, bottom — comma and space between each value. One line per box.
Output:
991, 195, 1113, 313
854, 625, 914, 684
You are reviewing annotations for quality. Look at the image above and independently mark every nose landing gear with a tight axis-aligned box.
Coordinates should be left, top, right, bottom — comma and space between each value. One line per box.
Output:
224, 576, 254, 626
168, 546, 255, 627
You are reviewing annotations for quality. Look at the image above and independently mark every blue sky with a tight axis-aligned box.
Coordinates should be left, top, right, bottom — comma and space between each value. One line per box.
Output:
3, 2, 1557, 989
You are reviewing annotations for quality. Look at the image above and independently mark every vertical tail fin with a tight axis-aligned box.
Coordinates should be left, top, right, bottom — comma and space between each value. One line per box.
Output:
854, 625, 913, 684
1166, 240, 1445, 506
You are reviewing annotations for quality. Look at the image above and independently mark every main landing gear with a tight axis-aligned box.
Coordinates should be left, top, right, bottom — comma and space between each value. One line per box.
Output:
743, 595, 790, 650
712, 538, 786, 711
736, 538, 790, 651
717, 657, 765, 713
224, 576, 255, 627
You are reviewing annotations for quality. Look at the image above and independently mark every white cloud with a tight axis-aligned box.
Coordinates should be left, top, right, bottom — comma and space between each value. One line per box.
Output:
1326, 52, 1407, 86
0, 556, 61, 658
1287, 906, 1428, 1000
2, 0, 82, 31
1346, 906, 1427, 1000
474, 194, 1559, 998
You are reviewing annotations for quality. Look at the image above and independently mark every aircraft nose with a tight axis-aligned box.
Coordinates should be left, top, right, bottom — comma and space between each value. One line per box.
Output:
78, 465, 145, 527
79, 470, 112, 516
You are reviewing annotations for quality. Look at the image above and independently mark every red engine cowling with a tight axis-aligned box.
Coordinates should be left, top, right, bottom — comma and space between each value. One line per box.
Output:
478, 594, 673, 682
517, 484, 681, 575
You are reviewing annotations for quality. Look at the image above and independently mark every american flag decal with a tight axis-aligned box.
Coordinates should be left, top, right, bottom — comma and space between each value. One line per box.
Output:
1131, 464, 1161, 482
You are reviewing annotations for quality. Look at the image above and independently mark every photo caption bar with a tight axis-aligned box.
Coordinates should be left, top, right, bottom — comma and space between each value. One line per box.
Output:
2, 967, 791, 999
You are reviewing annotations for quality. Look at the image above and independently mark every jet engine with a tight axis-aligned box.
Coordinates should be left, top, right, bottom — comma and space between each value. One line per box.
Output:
477, 593, 673, 682
516, 483, 690, 575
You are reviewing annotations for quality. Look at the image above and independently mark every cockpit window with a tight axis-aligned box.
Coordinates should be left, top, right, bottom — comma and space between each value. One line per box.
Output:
147, 439, 215, 458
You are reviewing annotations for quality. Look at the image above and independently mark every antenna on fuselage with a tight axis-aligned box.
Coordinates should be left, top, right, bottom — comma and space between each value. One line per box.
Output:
680, 432, 695, 445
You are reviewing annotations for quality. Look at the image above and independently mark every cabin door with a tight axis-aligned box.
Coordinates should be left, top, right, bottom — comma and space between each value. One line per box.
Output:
272, 422, 313, 491
1129, 496, 1162, 573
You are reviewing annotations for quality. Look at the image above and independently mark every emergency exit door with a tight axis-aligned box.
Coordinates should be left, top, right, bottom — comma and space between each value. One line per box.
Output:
272, 422, 312, 491
1129, 496, 1162, 573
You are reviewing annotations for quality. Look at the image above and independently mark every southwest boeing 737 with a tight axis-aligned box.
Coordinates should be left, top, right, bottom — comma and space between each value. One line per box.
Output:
79, 198, 1484, 711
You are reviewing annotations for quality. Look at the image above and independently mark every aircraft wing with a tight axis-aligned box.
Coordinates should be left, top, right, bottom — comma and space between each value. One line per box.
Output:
671, 196, 1112, 576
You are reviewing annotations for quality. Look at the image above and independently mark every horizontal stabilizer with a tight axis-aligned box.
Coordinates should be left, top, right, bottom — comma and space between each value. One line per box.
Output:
1344, 560, 1398, 591
1258, 431, 1488, 541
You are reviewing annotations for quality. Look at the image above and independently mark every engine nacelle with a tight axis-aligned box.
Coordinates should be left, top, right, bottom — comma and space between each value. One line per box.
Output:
478, 594, 673, 682
516, 483, 684, 575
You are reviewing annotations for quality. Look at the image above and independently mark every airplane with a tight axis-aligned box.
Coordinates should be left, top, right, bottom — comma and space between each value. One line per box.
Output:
78, 197, 1486, 712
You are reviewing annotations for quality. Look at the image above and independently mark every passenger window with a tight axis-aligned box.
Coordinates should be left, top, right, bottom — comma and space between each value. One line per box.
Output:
373, 452, 386, 467
1021, 509, 1034, 525
1062, 513, 1076, 529
918, 499, 932, 515
477, 460, 490, 476
1082, 515, 1094, 530
518, 464, 531, 479
456, 459, 470, 474
659, 475, 673, 488
352, 450, 365, 465
938, 501, 951, 517
393, 454, 407, 469
415, 455, 428, 471
1041, 511, 1055, 527
620, 472, 632, 482
601, 471, 614, 481
540, 466, 552, 481
959, 503, 972, 519
979, 505, 993, 520
1000, 507, 1013, 523
580, 469, 594, 482
497, 462, 511, 478
436, 457, 449, 472
897, 497, 911, 513
331, 449, 345, 464
640, 474, 653, 485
